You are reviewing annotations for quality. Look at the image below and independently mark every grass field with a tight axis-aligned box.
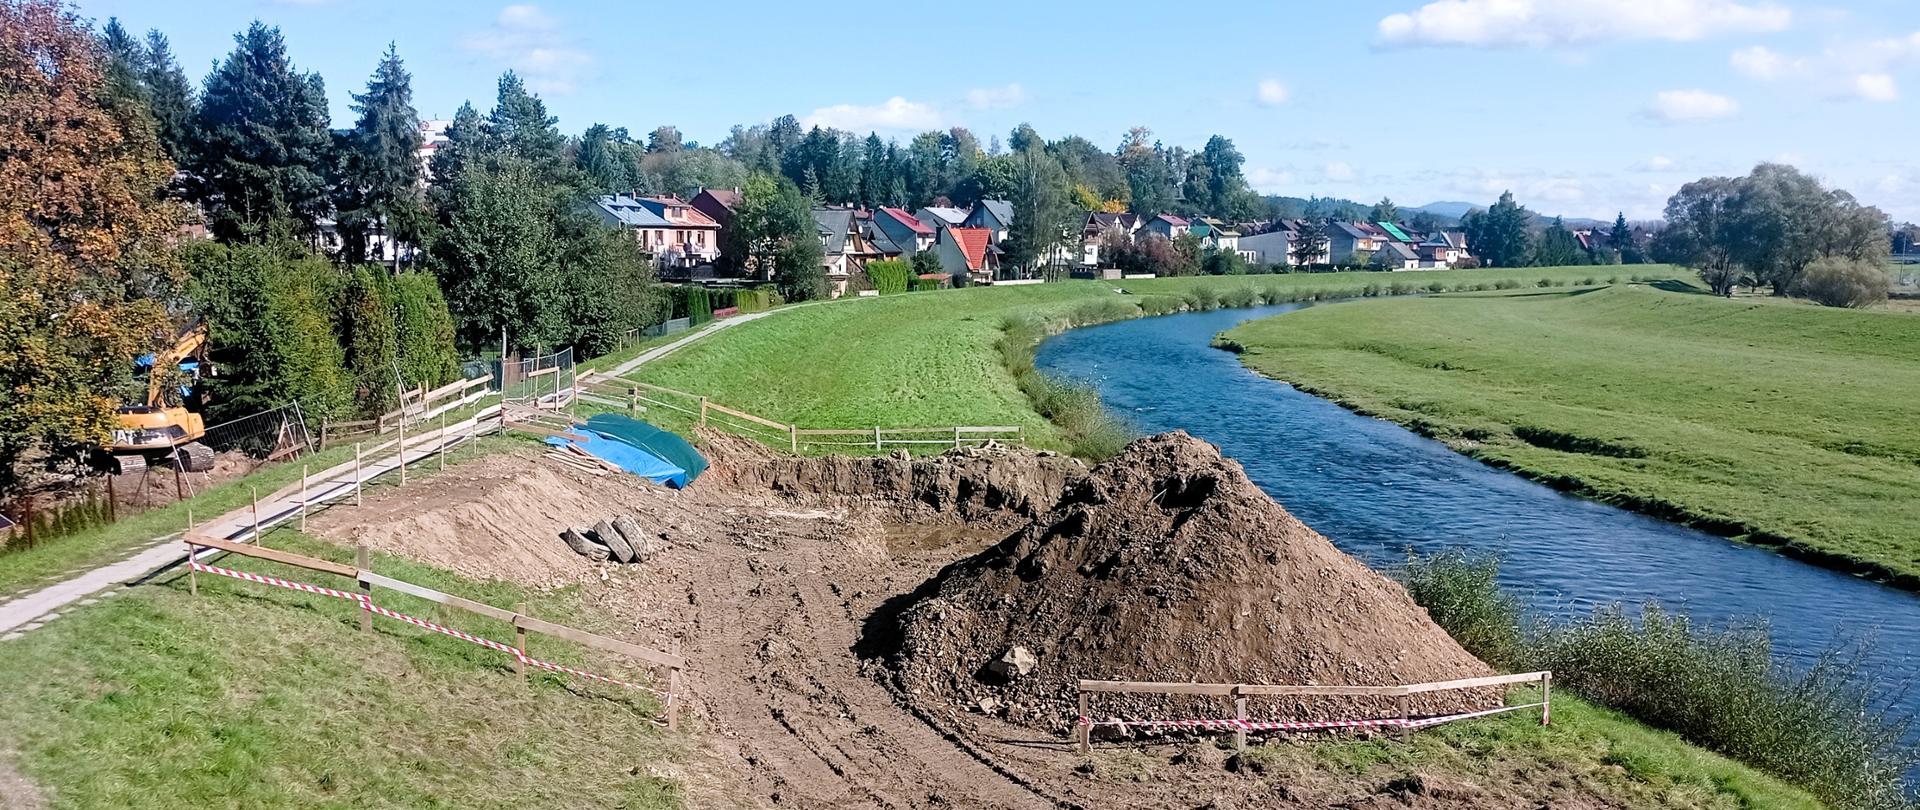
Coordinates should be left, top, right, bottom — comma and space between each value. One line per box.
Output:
1223, 284, 1920, 583
0, 527, 688, 810
629, 266, 1678, 454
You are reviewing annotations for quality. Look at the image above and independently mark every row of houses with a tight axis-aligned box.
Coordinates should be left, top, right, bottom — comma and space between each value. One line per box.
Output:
586, 187, 1479, 297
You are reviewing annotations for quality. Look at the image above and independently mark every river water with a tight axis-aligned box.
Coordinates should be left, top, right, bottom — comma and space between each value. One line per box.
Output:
1035, 304, 1918, 718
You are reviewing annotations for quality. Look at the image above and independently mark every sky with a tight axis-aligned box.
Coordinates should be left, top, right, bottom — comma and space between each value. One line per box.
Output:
75, 0, 1920, 221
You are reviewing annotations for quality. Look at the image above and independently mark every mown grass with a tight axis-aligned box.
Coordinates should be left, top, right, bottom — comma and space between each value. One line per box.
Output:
1397, 550, 1914, 808
0, 527, 687, 809
628, 267, 1679, 456
1213, 692, 1828, 809
1223, 284, 1920, 584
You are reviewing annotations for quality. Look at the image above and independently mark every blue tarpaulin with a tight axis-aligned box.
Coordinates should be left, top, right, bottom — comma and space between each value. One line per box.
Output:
543, 415, 707, 488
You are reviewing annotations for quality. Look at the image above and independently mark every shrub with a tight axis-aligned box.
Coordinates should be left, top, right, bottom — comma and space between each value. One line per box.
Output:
391, 273, 461, 394
1138, 295, 1185, 316
1182, 286, 1223, 312
909, 277, 943, 292
1220, 287, 1260, 309
187, 241, 353, 420
1493, 279, 1521, 290
866, 259, 912, 295
734, 288, 779, 313
1794, 257, 1892, 308
340, 267, 400, 415
996, 315, 1137, 459
1397, 551, 1917, 808
1202, 249, 1250, 276
1425, 281, 1447, 293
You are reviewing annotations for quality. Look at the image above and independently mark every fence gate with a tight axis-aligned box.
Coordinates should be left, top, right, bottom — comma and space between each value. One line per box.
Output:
495, 347, 576, 411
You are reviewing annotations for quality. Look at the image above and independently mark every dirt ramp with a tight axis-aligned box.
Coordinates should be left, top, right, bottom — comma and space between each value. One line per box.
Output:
701, 430, 1086, 529
889, 432, 1495, 732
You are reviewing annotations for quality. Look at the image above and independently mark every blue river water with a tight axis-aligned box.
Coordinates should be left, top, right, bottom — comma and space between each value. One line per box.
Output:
1035, 304, 1918, 720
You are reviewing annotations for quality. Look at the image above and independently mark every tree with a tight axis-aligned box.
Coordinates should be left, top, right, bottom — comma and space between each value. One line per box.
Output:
140, 30, 194, 165
1726, 163, 1827, 296
905, 131, 947, 206
430, 157, 567, 351
1002, 146, 1078, 277
185, 241, 352, 420
334, 44, 426, 267
1654, 177, 1743, 295
1532, 217, 1587, 267
576, 123, 636, 194
339, 266, 400, 414
909, 250, 943, 279
1118, 127, 1173, 215
1, 0, 181, 493
554, 213, 662, 356
390, 272, 460, 392
859, 133, 890, 209
646, 125, 683, 154
724, 173, 823, 298
428, 102, 484, 195
485, 72, 570, 183
1610, 212, 1641, 264
1370, 198, 1400, 224
1292, 221, 1331, 268
1466, 192, 1532, 267
955, 153, 1018, 207
1794, 257, 1892, 308
189, 22, 334, 241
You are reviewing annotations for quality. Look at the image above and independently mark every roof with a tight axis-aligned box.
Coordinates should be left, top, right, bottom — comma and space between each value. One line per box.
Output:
1380, 241, 1418, 260
635, 196, 720, 228
1377, 222, 1413, 242
594, 194, 671, 228
878, 207, 933, 235
865, 227, 904, 255
948, 227, 992, 271
919, 206, 968, 226
1333, 222, 1370, 239
813, 208, 854, 255
976, 199, 1014, 227
695, 188, 741, 211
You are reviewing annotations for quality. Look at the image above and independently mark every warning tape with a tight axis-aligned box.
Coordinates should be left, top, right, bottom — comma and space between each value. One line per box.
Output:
191, 562, 369, 602
191, 560, 672, 704
1077, 701, 1549, 735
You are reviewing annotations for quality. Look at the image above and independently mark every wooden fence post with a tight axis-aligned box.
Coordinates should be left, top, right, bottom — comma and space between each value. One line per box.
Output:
439, 411, 448, 471
627, 388, 637, 416
397, 411, 407, 486
1397, 694, 1412, 740
954, 426, 963, 450
299, 464, 311, 531
354, 443, 363, 506
250, 486, 261, 544
357, 545, 372, 633
1077, 691, 1091, 755
185, 539, 198, 596
789, 424, 798, 454
874, 426, 882, 452
667, 637, 682, 732
173, 463, 184, 501
320, 419, 329, 450
698, 397, 709, 427
1233, 688, 1248, 752
513, 601, 528, 682
105, 476, 117, 522
1541, 673, 1552, 726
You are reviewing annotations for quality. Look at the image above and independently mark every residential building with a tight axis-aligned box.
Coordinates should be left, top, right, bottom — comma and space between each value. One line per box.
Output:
415, 118, 450, 183
690, 188, 742, 230
813, 207, 888, 298
964, 199, 1014, 244
590, 194, 722, 271
916, 206, 968, 231
1417, 231, 1470, 268
1081, 212, 1141, 267
1371, 241, 1422, 270
933, 226, 998, 284
872, 207, 935, 254
1140, 213, 1191, 241
1193, 217, 1255, 262
1328, 222, 1384, 265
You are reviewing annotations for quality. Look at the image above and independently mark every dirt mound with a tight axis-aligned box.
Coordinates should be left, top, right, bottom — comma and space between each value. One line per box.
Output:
702, 429, 1086, 530
889, 432, 1496, 732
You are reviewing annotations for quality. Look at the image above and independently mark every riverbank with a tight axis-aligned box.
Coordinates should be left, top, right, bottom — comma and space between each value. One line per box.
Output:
1221, 285, 1920, 587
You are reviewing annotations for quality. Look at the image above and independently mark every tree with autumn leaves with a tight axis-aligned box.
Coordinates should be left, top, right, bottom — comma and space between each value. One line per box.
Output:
0, 0, 184, 494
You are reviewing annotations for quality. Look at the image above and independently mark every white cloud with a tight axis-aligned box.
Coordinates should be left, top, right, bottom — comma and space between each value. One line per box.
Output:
1377, 0, 1790, 49
1730, 45, 1801, 79
802, 97, 946, 132
1633, 155, 1677, 172
1646, 89, 1740, 123
1852, 73, 1899, 102
1255, 79, 1291, 106
1247, 167, 1295, 192
1322, 162, 1356, 182
463, 4, 591, 95
964, 83, 1027, 110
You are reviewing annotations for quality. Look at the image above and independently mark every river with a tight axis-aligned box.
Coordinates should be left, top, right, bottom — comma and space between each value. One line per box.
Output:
1035, 303, 1918, 719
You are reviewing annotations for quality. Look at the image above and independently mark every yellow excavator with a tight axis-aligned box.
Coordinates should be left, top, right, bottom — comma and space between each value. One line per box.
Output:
105, 322, 216, 474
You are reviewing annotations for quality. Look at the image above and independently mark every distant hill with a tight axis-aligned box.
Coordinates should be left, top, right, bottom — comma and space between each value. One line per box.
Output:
1412, 201, 1478, 221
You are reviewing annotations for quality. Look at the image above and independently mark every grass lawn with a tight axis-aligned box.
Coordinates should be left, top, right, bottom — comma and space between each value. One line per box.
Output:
1223, 284, 1920, 583
0, 527, 688, 810
628, 266, 1677, 453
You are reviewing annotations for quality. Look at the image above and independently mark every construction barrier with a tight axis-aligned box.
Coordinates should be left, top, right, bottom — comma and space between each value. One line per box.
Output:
184, 534, 684, 728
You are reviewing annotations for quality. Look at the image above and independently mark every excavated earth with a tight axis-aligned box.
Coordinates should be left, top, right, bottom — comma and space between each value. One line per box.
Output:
309, 432, 1638, 810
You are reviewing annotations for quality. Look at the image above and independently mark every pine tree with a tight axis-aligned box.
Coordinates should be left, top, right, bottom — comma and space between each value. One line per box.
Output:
1611, 212, 1640, 264
428, 102, 483, 195
576, 123, 634, 193
485, 72, 569, 185
1370, 198, 1400, 224
190, 22, 334, 240
335, 44, 425, 266
98, 18, 146, 109
140, 30, 194, 165
859, 133, 890, 209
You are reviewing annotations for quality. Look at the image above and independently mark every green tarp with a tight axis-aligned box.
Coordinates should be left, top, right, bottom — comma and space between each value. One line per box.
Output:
582, 414, 709, 485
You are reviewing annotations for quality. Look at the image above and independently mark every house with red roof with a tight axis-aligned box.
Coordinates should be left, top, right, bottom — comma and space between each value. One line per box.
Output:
690, 188, 742, 230
1139, 213, 1191, 241
871, 207, 935, 254
933, 226, 999, 284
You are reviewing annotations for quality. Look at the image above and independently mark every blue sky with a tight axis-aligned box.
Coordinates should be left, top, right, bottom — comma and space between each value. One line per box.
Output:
78, 0, 1920, 221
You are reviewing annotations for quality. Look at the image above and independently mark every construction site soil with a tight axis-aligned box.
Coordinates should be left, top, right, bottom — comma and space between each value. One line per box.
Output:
307, 433, 1636, 809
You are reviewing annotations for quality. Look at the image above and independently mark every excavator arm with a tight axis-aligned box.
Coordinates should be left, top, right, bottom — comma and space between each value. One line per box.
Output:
145, 323, 208, 407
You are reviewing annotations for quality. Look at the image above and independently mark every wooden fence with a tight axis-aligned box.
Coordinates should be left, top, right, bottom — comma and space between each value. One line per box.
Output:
319, 374, 494, 450
571, 373, 1024, 454
181, 532, 686, 729
1075, 671, 1551, 753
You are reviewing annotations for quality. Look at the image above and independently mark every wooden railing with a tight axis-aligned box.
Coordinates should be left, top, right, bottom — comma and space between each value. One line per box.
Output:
570, 373, 1024, 454
319, 374, 494, 449
1075, 671, 1551, 753
182, 532, 686, 729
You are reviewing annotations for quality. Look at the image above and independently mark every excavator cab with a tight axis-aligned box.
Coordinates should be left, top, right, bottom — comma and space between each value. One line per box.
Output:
105, 324, 216, 474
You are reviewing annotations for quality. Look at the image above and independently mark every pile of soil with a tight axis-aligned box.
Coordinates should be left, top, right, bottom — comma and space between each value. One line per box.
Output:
700, 430, 1085, 530
889, 431, 1496, 732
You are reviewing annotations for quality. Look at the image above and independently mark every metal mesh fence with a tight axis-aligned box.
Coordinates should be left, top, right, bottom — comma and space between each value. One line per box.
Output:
495, 347, 576, 409
200, 401, 315, 461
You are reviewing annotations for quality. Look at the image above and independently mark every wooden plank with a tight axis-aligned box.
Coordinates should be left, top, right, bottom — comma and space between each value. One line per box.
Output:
526, 366, 560, 379
513, 614, 687, 670
957, 426, 1024, 433
187, 533, 359, 579
507, 423, 591, 442
705, 403, 788, 431
1076, 680, 1237, 696
793, 429, 874, 437
328, 418, 380, 430
357, 571, 521, 623
1401, 671, 1553, 695
1235, 683, 1411, 697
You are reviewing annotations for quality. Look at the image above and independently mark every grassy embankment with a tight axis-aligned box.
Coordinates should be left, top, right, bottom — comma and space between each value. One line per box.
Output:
0, 515, 690, 809
1221, 284, 1920, 586
632, 266, 1679, 457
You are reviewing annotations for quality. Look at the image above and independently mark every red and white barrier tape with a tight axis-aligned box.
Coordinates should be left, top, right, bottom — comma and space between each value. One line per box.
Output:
191, 562, 369, 603
1078, 701, 1549, 735
191, 560, 672, 705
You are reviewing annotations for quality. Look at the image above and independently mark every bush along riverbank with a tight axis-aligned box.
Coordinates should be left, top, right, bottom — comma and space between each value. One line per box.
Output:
1398, 550, 1918, 808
